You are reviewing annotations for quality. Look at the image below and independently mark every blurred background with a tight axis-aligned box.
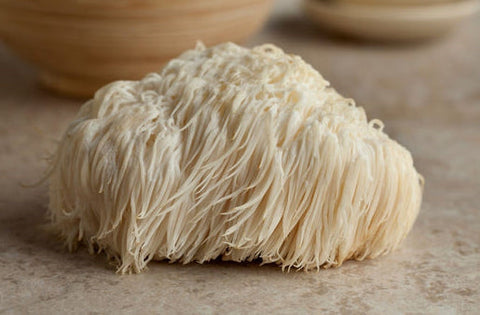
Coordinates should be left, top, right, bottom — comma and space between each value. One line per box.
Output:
1, 0, 479, 313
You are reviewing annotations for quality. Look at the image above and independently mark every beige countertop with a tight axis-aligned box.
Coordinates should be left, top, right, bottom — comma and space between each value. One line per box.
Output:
1, 0, 479, 313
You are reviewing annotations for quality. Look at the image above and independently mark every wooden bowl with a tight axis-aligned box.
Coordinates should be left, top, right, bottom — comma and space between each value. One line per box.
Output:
0, 0, 273, 97
336, 0, 455, 5
304, 0, 480, 42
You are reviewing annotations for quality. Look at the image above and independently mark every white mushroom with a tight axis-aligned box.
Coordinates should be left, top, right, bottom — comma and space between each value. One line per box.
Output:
48, 42, 423, 273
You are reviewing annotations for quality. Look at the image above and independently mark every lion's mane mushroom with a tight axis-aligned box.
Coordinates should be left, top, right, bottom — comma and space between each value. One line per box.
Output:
48, 43, 423, 273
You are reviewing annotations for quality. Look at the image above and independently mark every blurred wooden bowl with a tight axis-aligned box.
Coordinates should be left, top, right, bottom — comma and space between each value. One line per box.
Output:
0, 0, 273, 97
336, 0, 455, 5
304, 0, 480, 42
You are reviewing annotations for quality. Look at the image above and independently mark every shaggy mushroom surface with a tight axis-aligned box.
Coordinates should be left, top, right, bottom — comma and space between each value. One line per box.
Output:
49, 43, 423, 273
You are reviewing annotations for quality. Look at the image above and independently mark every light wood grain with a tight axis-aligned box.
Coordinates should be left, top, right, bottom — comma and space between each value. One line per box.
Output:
336, 0, 457, 5
0, 0, 273, 97
304, 0, 479, 41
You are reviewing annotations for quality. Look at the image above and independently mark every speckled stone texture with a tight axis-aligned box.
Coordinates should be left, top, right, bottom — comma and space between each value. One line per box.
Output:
1, 1, 479, 313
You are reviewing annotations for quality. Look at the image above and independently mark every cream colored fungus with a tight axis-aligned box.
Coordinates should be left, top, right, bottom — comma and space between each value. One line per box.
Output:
48, 42, 423, 273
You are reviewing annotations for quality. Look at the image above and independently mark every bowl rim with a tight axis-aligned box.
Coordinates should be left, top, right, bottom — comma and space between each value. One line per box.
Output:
304, 0, 480, 20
